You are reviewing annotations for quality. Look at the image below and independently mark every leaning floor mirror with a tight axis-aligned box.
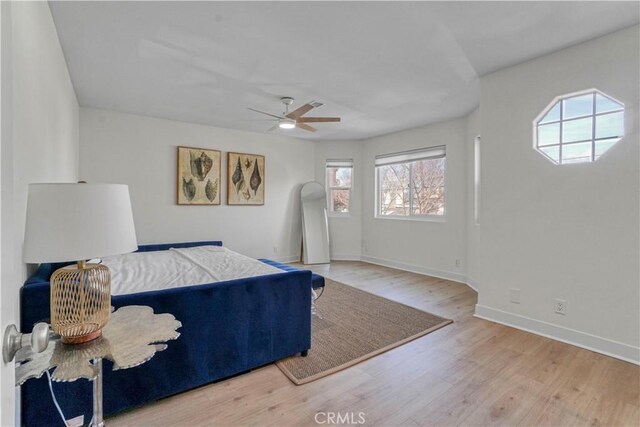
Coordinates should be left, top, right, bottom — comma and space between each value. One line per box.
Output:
300, 182, 330, 264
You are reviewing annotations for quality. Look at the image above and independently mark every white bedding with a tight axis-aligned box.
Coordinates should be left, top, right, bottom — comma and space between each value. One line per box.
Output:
102, 245, 282, 295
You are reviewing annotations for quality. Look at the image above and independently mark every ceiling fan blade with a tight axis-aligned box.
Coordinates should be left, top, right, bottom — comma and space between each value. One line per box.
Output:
247, 107, 285, 120
267, 123, 280, 132
296, 117, 341, 123
296, 123, 317, 132
286, 103, 315, 119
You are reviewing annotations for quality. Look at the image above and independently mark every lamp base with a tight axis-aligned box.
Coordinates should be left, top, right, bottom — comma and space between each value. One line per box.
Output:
60, 329, 102, 345
51, 262, 111, 345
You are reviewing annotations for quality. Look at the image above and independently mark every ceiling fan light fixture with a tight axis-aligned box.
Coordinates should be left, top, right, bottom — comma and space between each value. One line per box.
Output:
278, 119, 296, 129
248, 99, 338, 133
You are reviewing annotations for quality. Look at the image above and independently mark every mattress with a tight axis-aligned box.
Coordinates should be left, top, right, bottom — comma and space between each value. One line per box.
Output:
102, 245, 282, 295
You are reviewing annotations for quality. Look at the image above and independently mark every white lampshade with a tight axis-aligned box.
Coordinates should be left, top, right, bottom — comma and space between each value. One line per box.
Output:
23, 183, 138, 263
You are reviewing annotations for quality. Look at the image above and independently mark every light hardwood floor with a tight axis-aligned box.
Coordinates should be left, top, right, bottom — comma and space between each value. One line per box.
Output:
110, 261, 639, 426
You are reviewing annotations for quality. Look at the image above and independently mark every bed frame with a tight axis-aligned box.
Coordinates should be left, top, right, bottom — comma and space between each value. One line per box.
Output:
20, 241, 317, 427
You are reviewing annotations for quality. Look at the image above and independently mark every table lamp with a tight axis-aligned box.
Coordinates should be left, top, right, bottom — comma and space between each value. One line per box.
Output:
23, 183, 138, 344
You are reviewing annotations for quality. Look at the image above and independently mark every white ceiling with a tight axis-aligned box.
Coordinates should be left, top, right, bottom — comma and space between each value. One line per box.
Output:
49, 1, 639, 140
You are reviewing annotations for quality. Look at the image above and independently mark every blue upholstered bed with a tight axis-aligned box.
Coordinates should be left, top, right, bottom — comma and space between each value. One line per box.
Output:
20, 241, 324, 427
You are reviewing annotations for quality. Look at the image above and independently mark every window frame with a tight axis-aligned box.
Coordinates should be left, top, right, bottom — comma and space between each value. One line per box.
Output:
325, 159, 353, 218
533, 88, 625, 165
374, 146, 446, 222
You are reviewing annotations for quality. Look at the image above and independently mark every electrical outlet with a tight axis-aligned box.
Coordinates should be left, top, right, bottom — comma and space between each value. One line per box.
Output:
554, 298, 566, 315
509, 288, 521, 304
273, 246, 278, 254
455, 259, 460, 268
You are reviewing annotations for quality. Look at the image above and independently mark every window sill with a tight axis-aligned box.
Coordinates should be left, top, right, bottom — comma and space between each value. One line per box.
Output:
328, 213, 351, 218
374, 215, 445, 223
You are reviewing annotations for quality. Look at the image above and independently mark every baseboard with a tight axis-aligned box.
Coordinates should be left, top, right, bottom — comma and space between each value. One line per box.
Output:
360, 255, 466, 284
274, 255, 301, 263
466, 277, 479, 293
330, 253, 362, 261
275, 254, 362, 263
474, 304, 640, 365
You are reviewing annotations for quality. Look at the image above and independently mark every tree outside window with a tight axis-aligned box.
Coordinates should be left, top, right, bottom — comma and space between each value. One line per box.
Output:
376, 147, 445, 218
326, 161, 353, 215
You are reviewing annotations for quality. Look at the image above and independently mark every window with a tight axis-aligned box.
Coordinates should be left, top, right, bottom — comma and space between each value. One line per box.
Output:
375, 146, 445, 219
326, 160, 353, 216
534, 89, 624, 164
473, 136, 481, 225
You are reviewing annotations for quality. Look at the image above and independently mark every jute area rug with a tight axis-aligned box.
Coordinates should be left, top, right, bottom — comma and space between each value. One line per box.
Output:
276, 279, 452, 385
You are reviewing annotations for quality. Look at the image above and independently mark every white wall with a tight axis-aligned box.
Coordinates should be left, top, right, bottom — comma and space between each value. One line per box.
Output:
79, 108, 315, 262
1, 2, 79, 425
360, 118, 468, 282
475, 25, 639, 363
313, 140, 363, 260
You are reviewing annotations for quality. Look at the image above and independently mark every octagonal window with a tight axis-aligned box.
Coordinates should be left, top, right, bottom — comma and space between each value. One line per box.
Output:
534, 90, 624, 164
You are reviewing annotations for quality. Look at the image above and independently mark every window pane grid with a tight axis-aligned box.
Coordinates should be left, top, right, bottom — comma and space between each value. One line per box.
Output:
547, 137, 622, 147
376, 156, 445, 217
535, 108, 624, 126
536, 91, 623, 164
326, 162, 353, 214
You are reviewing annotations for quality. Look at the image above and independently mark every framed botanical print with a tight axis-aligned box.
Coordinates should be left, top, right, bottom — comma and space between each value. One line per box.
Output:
227, 152, 265, 205
177, 146, 221, 205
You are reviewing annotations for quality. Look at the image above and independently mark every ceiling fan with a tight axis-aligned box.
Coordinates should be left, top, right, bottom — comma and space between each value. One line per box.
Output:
247, 97, 340, 132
